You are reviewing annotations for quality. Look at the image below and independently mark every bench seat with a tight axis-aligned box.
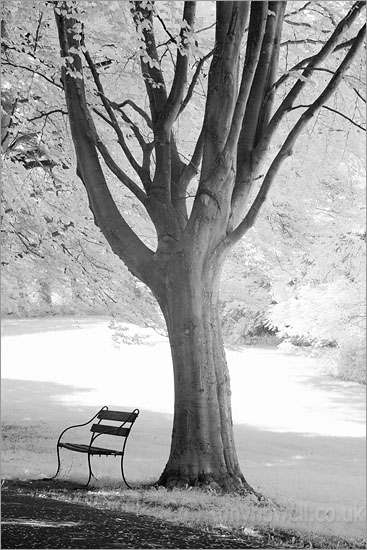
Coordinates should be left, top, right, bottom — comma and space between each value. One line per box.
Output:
59, 442, 124, 456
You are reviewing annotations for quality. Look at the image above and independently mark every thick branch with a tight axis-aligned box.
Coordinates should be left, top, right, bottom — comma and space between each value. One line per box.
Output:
226, 22, 366, 247
164, 2, 196, 129
54, 5, 163, 296
133, 2, 175, 202
232, 2, 286, 162
257, 1, 365, 155
83, 46, 148, 183
254, 2, 287, 143
132, 2, 168, 123
201, 1, 250, 175
224, 2, 268, 157
273, 33, 364, 94
179, 125, 205, 187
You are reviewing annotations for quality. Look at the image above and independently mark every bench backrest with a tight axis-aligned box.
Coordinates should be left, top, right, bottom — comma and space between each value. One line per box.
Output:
90, 408, 139, 438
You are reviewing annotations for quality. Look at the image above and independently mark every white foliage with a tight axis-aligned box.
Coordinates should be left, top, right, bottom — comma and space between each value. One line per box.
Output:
268, 277, 365, 345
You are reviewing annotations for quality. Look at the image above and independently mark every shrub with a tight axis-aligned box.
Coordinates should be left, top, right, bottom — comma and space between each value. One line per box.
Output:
336, 337, 366, 384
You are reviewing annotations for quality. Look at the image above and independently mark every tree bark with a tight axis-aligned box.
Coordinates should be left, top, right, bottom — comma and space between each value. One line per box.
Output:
39, 279, 52, 308
157, 248, 253, 492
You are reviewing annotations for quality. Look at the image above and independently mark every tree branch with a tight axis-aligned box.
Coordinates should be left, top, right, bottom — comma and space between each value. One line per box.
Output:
284, 19, 312, 29
105, 104, 148, 150
200, 1, 250, 174
132, 2, 168, 123
82, 45, 148, 184
272, 34, 365, 96
224, 1, 268, 157
9, 223, 45, 259
164, 2, 196, 129
33, 10, 43, 54
94, 102, 154, 182
289, 103, 366, 131
322, 105, 366, 131
53, 3, 164, 296
256, 1, 365, 157
89, 110, 149, 201
178, 48, 214, 117
284, 2, 312, 19
1, 60, 62, 89
118, 100, 152, 128
155, 12, 178, 45
226, 22, 366, 247
352, 86, 366, 103
179, 124, 205, 186
28, 108, 68, 121
228, 1, 286, 170
281, 38, 326, 48
133, 2, 176, 204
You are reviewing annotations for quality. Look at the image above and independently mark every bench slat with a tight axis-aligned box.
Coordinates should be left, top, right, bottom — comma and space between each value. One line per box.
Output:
91, 424, 130, 437
59, 443, 122, 456
97, 410, 138, 422
59, 442, 123, 455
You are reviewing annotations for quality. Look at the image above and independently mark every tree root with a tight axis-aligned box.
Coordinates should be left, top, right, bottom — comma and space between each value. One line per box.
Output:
156, 470, 269, 501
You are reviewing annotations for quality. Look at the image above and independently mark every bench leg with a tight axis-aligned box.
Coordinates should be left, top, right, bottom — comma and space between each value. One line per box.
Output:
44, 444, 62, 481
86, 452, 94, 487
120, 455, 131, 489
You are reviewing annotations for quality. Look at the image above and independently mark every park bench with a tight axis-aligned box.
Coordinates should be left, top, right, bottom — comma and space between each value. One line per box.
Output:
49, 406, 139, 488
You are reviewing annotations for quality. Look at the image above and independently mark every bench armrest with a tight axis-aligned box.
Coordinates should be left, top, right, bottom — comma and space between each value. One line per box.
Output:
56, 406, 108, 446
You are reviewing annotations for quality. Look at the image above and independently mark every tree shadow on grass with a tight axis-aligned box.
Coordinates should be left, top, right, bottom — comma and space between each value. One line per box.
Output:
1, 378, 173, 484
1, 378, 173, 427
301, 374, 366, 424
1, 378, 96, 426
2, 378, 365, 519
1, 316, 109, 337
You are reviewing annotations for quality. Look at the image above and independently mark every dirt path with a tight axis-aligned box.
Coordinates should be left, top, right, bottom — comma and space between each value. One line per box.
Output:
2, 489, 260, 549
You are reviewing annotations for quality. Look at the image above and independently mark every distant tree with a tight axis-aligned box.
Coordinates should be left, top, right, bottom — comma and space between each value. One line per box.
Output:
2, 1, 365, 491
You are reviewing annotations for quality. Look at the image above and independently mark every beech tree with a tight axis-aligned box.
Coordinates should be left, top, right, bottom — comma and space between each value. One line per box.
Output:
3, 1, 365, 491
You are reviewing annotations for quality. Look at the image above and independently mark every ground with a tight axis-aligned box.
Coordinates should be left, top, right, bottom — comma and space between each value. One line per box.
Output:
1, 316, 366, 547
2, 485, 264, 549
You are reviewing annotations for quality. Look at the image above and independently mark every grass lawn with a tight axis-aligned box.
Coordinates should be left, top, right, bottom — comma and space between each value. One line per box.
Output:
1, 317, 366, 548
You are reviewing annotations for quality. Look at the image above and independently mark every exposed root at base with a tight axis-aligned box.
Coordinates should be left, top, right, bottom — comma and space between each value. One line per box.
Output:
155, 471, 272, 504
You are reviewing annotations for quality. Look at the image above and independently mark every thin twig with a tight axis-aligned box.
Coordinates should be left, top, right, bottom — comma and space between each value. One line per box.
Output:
322, 105, 365, 131
1, 61, 62, 89
179, 49, 214, 116
28, 109, 68, 121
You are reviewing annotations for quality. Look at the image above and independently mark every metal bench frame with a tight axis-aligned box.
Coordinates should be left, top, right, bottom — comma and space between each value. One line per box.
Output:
49, 406, 139, 487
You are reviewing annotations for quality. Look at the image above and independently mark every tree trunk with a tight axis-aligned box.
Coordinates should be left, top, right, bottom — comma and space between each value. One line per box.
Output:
157, 249, 253, 492
39, 279, 52, 308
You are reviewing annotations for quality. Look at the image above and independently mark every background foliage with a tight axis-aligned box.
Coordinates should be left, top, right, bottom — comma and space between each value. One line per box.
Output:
1, 1, 365, 382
